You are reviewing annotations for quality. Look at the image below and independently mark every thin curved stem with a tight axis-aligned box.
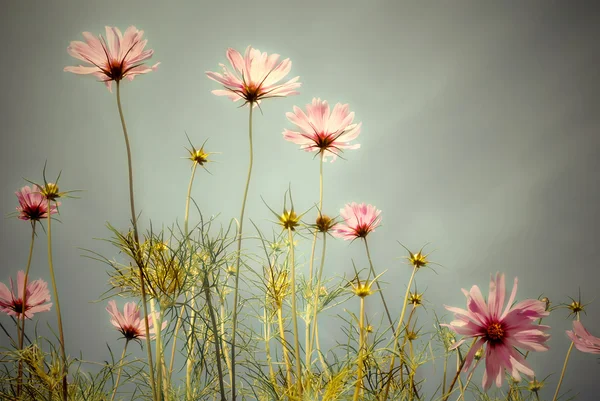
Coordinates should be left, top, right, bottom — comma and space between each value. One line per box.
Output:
353, 297, 365, 401
456, 359, 479, 401
277, 307, 293, 389
184, 162, 198, 400
231, 104, 254, 401
17, 221, 36, 397
306, 154, 325, 369
46, 200, 68, 401
110, 340, 130, 401
381, 265, 417, 400
363, 238, 393, 328
204, 278, 226, 401
308, 233, 327, 365
552, 342, 574, 401
116, 81, 156, 401
287, 228, 303, 396
441, 338, 478, 401
168, 308, 183, 381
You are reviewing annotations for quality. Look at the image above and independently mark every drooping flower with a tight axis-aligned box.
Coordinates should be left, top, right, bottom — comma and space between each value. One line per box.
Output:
106, 300, 167, 341
443, 273, 550, 390
65, 26, 159, 92
206, 46, 300, 106
566, 321, 600, 354
283, 98, 361, 162
0, 271, 52, 319
15, 185, 59, 221
332, 203, 381, 240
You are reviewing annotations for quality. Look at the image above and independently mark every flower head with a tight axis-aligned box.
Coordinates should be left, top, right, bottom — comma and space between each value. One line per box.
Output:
106, 300, 166, 342
206, 46, 300, 106
0, 271, 52, 319
443, 273, 550, 390
283, 98, 361, 162
16, 185, 59, 221
566, 321, 600, 354
278, 209, 300, 231
408, 291, 423, 307
65, 26, 159, 92
332, 203, 381, 240
315, 214, 335, 233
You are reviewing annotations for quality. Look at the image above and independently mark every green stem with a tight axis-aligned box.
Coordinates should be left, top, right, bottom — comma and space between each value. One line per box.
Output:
110, 340, 130, 401
306, 154, 325, 368
231, 104, 254, 401
186, 291, 196, 401
46, 199, 68, 401
552, 342, 574, 401
287, 228, 303, 396
204, 278, 226, 401
353, 297, 365, 401
441, 338, 478, 401
184, 161, 199, 401
17, 222, 36, 397
456, 359, 479, 401
168, 307, 183, 383
308, 233, 327, 368
149, 299, 164, 400
363, 238, 393, 329
277, 307, 293, 389
381, 266, 417, 400
116, 80, 157, 401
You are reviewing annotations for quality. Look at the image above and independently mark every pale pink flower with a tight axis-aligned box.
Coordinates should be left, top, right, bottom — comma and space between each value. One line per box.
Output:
0, 271, 52, 319
65, 26, 159, 92
206, 46, 300, 106
283, 98, 361, 162
443, 273, 550, 389
106, 300, 166, 341
567, 321, 600, 354
332, 203, 381, 240
16, 185, 59, 221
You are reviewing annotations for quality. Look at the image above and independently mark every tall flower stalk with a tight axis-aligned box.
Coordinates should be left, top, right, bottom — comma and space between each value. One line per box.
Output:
17, 222, 36, 397
45, 198, 68, 401
552, 314, 580, 401
65, 26, 159, 400
115, 81, 157, 401
382, 264, 418, 400
287, 227, 302, 396
207, 46, 300, 400
110, 339, 130, 401
230, 104, 254, 398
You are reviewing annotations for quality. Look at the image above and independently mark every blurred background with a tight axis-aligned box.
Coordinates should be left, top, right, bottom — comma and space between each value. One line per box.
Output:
1, 0, 599, 399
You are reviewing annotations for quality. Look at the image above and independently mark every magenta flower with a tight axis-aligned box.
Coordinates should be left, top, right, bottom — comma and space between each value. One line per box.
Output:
567, 321, 600, 354
16, 185, 59, 221
206, 46, 300, 106
443, 273, 550, 389
283, 98, 361, 162
106, 300, 166, 341
332, 203, 381, 240
65, 26, 159, 92
0, 271, 52, 319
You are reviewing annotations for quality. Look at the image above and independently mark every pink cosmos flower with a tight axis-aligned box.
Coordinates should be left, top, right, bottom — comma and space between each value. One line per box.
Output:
283, 98, 361, 162
332, 203, 381, 240
106, 300, 166, 341
65, 26, 159, 92
206, 46, 300, 106
0, 271, 52, 319
567, 321, 600, 354
443, 273, 550, 389
16, 185, 59, 221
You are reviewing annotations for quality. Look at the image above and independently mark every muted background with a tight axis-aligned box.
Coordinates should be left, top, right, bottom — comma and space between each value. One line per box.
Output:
1, 1, 600, 399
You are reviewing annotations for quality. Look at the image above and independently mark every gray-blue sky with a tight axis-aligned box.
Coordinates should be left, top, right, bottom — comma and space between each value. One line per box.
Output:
1, 1, 599, 399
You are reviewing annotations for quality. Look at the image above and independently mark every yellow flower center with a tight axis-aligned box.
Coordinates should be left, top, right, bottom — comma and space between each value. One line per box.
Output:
486, 322, 504, 342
